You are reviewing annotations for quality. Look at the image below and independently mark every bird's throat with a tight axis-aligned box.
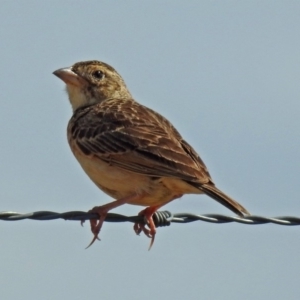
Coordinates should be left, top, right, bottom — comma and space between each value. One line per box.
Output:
66, 85, 91, 111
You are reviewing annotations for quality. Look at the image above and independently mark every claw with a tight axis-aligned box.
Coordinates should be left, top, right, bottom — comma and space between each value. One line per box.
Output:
133, 223, 142, 235
85, 234, 101, 249
148, 235, 155, 251
134, 222, 152, 238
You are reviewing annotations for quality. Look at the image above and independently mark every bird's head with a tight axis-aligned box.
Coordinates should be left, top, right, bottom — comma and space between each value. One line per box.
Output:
53, 60, 132, 111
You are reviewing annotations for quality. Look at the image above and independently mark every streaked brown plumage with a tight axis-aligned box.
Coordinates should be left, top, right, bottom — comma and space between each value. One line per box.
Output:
53, 60, 250, 248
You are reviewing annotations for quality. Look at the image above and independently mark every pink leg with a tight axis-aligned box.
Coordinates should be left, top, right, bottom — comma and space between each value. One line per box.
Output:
86, 193, 145, 248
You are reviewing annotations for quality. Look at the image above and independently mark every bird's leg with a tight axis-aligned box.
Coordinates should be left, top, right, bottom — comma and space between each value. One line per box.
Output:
86, 192, 146, 248
134, 194, 182, 250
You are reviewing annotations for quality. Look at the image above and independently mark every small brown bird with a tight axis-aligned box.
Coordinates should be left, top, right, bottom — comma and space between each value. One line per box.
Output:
53, 60, 250, 248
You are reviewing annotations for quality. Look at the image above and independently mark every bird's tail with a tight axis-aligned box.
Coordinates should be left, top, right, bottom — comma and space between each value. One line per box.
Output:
198, 183, 250, 217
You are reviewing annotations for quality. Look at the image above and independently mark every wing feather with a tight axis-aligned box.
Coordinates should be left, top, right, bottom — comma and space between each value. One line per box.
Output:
68, 99, 211, 184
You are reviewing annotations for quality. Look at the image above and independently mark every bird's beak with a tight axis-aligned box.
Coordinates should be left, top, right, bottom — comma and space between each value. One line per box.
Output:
53, 67, 87, 87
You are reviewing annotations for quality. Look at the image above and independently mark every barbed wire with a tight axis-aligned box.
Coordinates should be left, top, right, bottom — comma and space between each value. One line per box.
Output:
1, 210, 300, 227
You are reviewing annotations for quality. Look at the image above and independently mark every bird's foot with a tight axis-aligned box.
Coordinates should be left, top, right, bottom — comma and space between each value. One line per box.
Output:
134, 206, 159, 250
86, 206, 108, 248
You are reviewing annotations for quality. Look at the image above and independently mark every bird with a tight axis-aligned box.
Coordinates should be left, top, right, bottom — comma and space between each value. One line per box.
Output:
53, 60, 250, 248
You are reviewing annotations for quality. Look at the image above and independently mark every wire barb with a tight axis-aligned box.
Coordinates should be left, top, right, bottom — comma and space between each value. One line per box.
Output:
1, 210, 300, 226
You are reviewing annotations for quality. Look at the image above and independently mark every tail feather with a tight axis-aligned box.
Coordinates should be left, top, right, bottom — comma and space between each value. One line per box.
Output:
198, 183, 250, 217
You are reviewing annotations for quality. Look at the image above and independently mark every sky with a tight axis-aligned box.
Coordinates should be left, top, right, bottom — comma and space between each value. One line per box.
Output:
0, 1, 300, 299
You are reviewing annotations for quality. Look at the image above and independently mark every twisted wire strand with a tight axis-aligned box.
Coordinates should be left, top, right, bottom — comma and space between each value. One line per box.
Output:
1, 210, 300, 227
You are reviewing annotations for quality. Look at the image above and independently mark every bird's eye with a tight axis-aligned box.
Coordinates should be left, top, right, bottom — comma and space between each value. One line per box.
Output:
92, 70, 104, 79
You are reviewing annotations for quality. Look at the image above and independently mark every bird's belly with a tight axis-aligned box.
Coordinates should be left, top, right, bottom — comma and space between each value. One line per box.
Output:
73, 153, 183, 206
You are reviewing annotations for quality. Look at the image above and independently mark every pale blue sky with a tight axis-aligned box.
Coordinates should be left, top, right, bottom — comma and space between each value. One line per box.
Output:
1, 1, 300, 299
